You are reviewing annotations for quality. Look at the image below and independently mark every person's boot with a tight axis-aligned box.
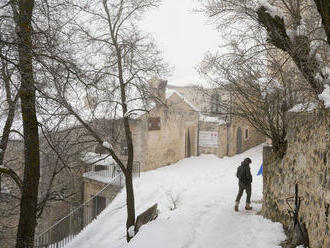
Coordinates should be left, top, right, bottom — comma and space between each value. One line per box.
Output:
234, 201, 239, 212
245, 202, 252, 210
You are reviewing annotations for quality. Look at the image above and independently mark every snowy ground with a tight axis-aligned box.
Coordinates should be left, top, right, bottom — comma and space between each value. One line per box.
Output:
65, 145, 286, 248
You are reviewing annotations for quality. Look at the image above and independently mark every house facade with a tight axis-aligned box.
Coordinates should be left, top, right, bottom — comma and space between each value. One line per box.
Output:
115, 79, 265, 172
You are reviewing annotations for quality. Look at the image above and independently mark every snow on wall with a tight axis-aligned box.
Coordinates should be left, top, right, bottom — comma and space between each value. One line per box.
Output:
257, 0, 284, 19
318, 84, 330, 108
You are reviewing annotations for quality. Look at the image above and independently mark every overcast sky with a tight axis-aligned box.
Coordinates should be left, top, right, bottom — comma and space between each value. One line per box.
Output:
140, 0, 226, 87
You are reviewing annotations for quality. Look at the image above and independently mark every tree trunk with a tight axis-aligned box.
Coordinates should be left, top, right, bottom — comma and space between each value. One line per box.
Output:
0, 97, 17, 191
15, 1, 40, 247
313, 0, 330, 46
122, 106, 135, 242
124, 169, 135, 242
257, 6, 324, 95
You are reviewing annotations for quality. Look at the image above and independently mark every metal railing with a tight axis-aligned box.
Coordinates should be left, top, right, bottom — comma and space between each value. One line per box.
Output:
83, 162, 141, 182
34, 161, 140, 248
83, 164, 122, 182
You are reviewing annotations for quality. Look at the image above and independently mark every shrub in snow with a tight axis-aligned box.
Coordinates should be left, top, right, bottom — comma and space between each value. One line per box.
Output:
165, 191, 181, 211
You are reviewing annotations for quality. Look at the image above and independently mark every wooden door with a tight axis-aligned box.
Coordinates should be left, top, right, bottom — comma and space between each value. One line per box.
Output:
236, 127, 242, 154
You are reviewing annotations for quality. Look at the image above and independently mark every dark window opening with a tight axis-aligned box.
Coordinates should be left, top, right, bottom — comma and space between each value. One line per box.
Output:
95, 165, 107, 172
92, 195, 106, 218
237, 127, 242, 154
245, 129, 249, 139
120, 140, 128, 156
211, 93, 221, 113
148, 117, 161, 131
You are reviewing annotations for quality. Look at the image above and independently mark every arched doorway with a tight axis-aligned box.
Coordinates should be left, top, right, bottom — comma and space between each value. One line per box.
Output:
236, 127, 242, 154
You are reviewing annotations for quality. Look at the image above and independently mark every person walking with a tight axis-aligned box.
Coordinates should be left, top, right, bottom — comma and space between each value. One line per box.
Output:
234, 157, 253, 211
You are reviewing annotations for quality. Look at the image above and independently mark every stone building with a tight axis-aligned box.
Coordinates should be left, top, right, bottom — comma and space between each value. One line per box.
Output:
128, 80, 265, 171
82, 80, 265, 176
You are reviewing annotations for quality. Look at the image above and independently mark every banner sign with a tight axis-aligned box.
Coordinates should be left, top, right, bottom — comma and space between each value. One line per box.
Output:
199, 131, 218, 147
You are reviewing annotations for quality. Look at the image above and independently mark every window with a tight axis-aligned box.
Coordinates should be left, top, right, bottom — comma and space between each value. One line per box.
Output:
92, 196, 106, 218
95, 165, 107, 172
120, 140, 128, 156
211, 93, 221, 113
245, 129, 249, 139
148, 117, 161, 131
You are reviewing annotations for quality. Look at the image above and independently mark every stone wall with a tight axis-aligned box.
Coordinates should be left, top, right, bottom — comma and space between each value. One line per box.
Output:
262, 110, 330, 248
83, 178, 121, 203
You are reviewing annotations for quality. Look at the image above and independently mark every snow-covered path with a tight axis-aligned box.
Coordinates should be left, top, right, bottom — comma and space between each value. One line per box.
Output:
65, 145, 286, 248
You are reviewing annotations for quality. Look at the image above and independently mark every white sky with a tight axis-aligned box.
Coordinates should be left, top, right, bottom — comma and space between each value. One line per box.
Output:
140, 0, 227, 86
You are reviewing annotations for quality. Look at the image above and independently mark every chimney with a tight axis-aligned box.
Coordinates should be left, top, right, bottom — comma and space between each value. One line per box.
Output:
149, 78, 168, 105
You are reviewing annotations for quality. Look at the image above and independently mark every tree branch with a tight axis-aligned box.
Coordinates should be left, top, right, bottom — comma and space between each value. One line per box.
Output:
313, 0, 330, 46
0, 166, 23, 192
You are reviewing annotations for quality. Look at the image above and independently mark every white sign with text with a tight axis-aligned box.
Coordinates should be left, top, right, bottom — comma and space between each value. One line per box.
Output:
199, 131, 218, 147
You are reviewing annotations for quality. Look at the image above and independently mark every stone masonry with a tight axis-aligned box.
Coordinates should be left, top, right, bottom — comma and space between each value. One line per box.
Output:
262, 110, 330, 248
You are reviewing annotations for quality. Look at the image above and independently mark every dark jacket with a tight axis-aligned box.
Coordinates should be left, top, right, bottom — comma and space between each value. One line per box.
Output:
236, 160, 252, 185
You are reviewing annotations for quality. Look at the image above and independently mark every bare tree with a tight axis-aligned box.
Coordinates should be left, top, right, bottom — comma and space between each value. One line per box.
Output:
4, 1, 42, 247
198, 0, 329, 154
200, 0, 330, 102
313, 0, 330, 45
0, 48, 22, 248
0, 0, 166, 244
200, 42, 309, 154
0, 0, 82, 246
0, 52, 21, 192
37, 0, 168, 242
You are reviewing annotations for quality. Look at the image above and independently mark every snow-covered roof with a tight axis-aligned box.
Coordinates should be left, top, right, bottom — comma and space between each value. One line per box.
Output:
83, 170, 118, 184
199, 114, 226, 125
165, 88, 177, 99
166, 88, 200, 112
81, 152, 115, 166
